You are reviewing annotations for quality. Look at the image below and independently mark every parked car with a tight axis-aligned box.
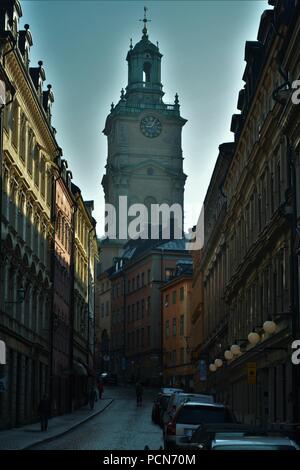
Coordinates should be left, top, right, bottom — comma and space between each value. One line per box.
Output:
151, 388, 183, 425
164, 401, 236, 449
178, 422, 300, 450
98, 372, 118, 385
162, 392, 215, 434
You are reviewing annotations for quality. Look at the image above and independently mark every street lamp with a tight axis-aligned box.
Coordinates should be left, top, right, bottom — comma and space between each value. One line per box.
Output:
230, 344, 241, 356
224, 349, 233, 361
263, 320, 277, 335
248, 330, 261, 346
209, 363, 217, 373
214, 358, 223, 368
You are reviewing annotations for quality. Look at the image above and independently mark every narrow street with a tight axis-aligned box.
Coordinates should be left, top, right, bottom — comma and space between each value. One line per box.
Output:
31, 387, 163, 450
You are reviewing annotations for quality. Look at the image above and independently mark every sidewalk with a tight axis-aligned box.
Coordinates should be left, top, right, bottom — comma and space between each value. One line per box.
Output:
0, 397, 113, 450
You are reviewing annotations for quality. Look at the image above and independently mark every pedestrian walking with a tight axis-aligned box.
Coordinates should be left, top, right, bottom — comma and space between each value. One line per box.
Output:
98, 381, 104, 399
89, 388, 97, 410
135, 381, 143, 407
38, 394, 50, 432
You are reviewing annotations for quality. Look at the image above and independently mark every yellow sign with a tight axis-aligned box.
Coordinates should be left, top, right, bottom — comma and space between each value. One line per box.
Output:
247, 362, 257, 385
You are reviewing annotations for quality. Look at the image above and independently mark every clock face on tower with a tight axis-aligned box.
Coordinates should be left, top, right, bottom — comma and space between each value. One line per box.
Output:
140, 115, 162, 138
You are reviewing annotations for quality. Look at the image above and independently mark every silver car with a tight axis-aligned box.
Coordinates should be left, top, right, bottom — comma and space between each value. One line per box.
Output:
162, 392, 215, 435
210, 435, 300, 450
164, 401, 236, 450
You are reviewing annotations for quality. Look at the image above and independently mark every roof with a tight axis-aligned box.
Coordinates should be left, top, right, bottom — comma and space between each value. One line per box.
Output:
212, 436, 297, 447
127, 35, 161, 58
179, 401, 225, 409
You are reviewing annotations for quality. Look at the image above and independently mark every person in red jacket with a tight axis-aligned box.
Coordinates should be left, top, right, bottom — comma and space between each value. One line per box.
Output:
98, 381, 104, 399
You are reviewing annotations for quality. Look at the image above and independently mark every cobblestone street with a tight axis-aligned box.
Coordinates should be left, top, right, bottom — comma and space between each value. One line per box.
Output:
31, 387, 163, 450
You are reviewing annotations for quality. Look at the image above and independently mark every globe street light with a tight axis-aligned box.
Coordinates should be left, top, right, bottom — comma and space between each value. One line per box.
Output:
248, 331, 260, 346
263, 320, 277, 335
214, 358, 223, 368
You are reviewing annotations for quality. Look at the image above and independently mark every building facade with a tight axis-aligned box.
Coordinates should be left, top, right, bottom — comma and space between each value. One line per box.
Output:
108, 238, 191, 385
0, 0, 59, 429
71, 184, 98, 409
95, 264, 113, 373
161, 260, 194, 390
52, 158, 74, 415
199, 1, 300, 427
190, 248, 205, 392
0, 0, 99, 428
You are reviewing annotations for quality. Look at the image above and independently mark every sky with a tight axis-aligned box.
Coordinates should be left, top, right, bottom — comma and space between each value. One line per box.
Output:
20, 0, 268, 236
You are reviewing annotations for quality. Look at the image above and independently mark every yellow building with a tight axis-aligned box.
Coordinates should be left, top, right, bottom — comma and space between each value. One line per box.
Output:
0, 1, 60, 428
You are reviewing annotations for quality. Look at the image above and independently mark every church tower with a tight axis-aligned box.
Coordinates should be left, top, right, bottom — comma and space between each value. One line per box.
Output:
101, 8, 187, 267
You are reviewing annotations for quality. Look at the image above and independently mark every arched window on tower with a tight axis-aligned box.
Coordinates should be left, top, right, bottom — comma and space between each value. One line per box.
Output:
143, 62, 151, 83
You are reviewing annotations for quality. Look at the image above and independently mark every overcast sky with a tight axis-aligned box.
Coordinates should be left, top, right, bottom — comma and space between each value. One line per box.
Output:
21, 0, 267, 235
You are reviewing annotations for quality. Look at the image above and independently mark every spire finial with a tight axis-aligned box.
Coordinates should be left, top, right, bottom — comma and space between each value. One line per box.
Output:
139, 6, 151, 38
130, 38, 133, 50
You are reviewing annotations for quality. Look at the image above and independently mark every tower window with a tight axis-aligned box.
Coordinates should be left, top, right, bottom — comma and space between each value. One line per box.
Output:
143, 62, 151, 83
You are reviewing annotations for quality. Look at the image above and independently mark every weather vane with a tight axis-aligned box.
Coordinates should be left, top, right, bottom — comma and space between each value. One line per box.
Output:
140, 6, 151, 37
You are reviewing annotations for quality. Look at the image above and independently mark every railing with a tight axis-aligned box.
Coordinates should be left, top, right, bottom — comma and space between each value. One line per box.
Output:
113, 101, 179, 116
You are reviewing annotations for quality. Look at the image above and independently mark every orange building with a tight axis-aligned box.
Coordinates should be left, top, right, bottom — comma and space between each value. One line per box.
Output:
161, 260, 194, 390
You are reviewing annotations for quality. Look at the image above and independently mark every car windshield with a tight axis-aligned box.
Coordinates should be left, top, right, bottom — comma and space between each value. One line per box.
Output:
213, 444, 297, 450
177, 406, 232, 425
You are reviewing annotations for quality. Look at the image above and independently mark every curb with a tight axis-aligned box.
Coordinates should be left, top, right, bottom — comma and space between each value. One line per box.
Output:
22, 399, 114, 450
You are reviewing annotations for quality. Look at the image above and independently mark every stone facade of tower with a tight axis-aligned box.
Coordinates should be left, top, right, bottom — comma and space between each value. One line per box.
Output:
101, 23, 187, 262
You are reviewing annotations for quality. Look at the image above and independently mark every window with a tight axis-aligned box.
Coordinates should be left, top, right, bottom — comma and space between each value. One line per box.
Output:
173, 318, 177, 336
165, 294, 169, 307
136, 301, 140, 320
132, 304, 135, 320
19, 113, 26, 162
40, 157, 46, 197
147, 326, 151, 346
147, 269, 151, 284
180, 348, 184, 364
172, 350, 176, 366
11, 100, 19, 149
106, 301, 109, 316
34, 144, 39, 187
137, 275, 140, 289
127, 280, 131, 293
132, 278, 135, 291
180, 286, 184, 301
180, 315, 184, 336
165, 268, 174, 281
101, 303, 105, 318
127, 305, 130, 323
165, 320, 170, 338
141, 328, 144, 348
172, 290, 177, 304
141, 299, 145, 318
141, 272, 145, 286
143, 61, 151, 82
147, 296, 151, 315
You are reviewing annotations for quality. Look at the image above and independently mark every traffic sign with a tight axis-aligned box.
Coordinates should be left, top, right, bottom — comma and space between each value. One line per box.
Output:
247, 362, 257, 385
